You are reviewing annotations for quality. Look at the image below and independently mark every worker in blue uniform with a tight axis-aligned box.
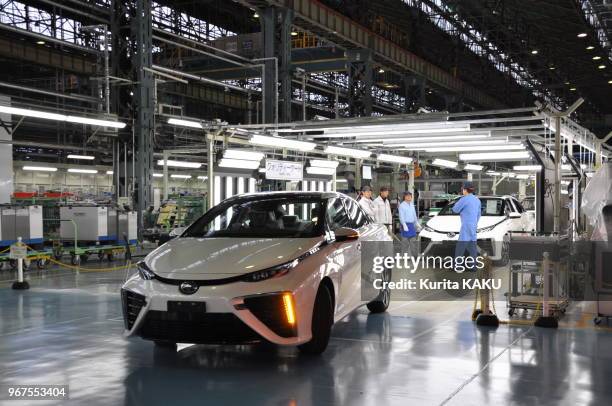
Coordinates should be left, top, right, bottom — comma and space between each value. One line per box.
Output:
452, 181, 481, 272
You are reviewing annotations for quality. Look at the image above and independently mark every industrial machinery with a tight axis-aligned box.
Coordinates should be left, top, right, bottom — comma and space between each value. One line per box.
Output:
0, 205, 43, 247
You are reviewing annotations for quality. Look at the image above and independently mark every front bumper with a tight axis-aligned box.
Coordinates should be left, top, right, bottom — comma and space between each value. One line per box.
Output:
121, 274, 312, 346
419, 230, 502, 260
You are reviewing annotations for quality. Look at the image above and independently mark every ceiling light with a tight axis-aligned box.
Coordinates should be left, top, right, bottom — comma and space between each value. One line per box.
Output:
309, 159, 339, 168
376, 154, 413, 164
0, 105, 126, 128
218, 158, 261, 169
356, 134, 490, 144
378, 68, 385, 73
531, 50, 538, 55
67, 154, 94, 160
253, 12, 259, 18
291, 31, 298, 36
306, 166, 336, 175
153, 173, 163, 178
170, 174, 191, 179
22, 166, 57, 172
431, 158, 458, 168
486, 171, 501, 176
513, 165, 542, 171
593, 56, 602, 60
425, 145, 525, 152
106, 170, 113, 175
549, 66, 556, 70
156, 159, 202, 169
322, 125, 471, 138
570, 87, 577, 91
577, 33, 587, 38
197, 175, 208, 180
67, 168, 98, 174
324, 146, 371, 159
167, 117, 203, 129
387, 139, 507, 148
249, 134, 316, 151
586, 45, 594, 50
598, 65, 606, 69
459, 151, 530, 161
608, 80, 612, 84
223, 149, 264, 161
463, 164, 483, 171
36, 40, 45, 45
516, 174, 530, 179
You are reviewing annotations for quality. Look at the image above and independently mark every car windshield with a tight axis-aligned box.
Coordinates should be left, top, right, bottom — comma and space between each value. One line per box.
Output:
438, 197, 506, 216
182, 196, 325, 238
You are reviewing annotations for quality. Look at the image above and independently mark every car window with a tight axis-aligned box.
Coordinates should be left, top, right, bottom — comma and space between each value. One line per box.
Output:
183, 196, 325, 238
344, 198, 369, 229
512, 198, 525, 213
326, 198, 351, 230
439, 197, 506, 216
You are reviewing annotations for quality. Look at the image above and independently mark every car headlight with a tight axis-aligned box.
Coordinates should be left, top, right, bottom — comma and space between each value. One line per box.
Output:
242, 244, 321, 283
137, 261, 155, 280
477, 220, 505, 233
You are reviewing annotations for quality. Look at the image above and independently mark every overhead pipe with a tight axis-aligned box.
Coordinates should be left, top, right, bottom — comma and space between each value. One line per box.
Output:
152, 65, 251, 94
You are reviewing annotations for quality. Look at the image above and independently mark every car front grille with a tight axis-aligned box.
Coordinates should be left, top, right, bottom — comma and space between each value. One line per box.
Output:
138, 311, 263, 344
243, 294, 297, 338
121, 289, 146, 330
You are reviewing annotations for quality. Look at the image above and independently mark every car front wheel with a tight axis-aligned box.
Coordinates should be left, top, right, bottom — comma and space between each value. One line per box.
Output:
367, 267, 391, 313
298, 284, 333, 355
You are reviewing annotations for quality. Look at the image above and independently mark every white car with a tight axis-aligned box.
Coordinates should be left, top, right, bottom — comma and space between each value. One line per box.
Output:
121, 192, 392, 355
419, 195, 534, 264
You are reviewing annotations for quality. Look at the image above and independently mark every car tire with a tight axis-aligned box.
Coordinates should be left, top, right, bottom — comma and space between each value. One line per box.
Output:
153, 340, 176, 349
367, 268, 391, 313
494, 235, 510, 267
298, 284, 333, 355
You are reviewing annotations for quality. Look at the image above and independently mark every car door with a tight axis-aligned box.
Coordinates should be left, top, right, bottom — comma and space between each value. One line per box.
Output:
325, 197, 361, 318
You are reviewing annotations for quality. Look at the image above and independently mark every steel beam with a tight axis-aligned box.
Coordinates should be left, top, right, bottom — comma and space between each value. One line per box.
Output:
347, 49, 373, 117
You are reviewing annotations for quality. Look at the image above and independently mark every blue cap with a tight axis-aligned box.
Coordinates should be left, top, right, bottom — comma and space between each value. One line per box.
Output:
462, 181, 475, 190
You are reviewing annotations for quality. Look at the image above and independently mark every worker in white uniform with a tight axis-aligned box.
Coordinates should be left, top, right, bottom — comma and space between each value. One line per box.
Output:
373, 186, 393, 234
357, 185, 376, 220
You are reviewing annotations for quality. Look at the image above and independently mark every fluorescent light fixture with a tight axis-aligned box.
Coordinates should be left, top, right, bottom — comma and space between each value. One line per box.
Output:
486, 171, 501, 176
218, 158, 261, 169
67, 154, 94, 160
309, 159, 339, 168
223, 149, 264, 161
577, 33, 587, 38
67, 168, 97, 174
459, 151, 530, 161
385, 139, 503, 148
321, 125, 472, 138
23, 166, 57, 172
249, 134, 316, 151
65, 116, 126, 128
153, 173, 163, 178
170, 174, 192, 179
335, 179, 348, 183
593, 56, 602, 60
156, 159, 202, 169
586, 45, 595, 50
0, 105, 126, 128
197, 175, 208, 180
531, 50, 538, 54
464, 164, 483, 171
431, 158, 458, 168
425, 145, 525, 152
106, 170, 113, 175
167, 117, 203, 129
515, 174, 530, 179
376, 154, 413, 164
354, 134, 490, 144
306, 166, 336, 175
324, 146, 371, 159
514, 165, 542, 171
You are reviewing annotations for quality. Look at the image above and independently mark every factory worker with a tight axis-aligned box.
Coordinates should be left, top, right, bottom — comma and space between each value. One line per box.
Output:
373, 186, 393, 234
452, 181, 481, 271
398, 191, 419, 256
358, 185, 376, 220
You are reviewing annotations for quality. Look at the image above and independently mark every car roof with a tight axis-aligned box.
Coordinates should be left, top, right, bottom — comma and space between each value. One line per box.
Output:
224, 191, 346, 203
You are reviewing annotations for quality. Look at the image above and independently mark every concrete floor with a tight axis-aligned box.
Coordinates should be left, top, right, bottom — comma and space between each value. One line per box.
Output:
1, 263, 611, 406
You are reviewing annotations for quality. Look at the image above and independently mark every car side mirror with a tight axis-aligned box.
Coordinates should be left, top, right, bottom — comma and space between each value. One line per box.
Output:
508, 212, 521, 219
334, 227, 359, 242
169, 226, 186, 237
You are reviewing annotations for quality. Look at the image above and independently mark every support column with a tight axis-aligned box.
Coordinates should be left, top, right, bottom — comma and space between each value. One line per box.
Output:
553, 115, 561, 235
261, 6, 293, 124
347, 49, 373, 117
132, 0, 154, 237
403, 76, 425, 113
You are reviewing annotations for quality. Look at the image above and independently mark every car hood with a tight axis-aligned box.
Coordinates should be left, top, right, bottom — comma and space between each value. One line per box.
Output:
145, 237, 323, 280
426, 215, 505, 233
